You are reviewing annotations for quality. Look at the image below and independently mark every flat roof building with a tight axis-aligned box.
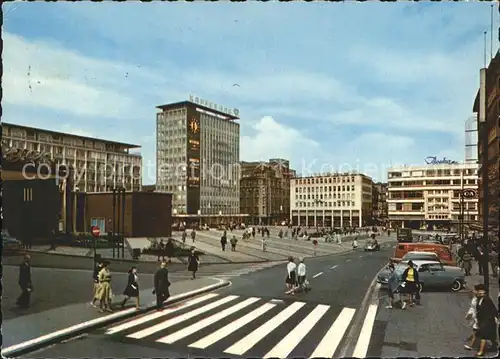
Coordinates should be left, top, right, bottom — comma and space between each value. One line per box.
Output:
156, 98, 244, 225
387, 162, 479, 230
290, 173, 374, 228
1, 122, 142, 192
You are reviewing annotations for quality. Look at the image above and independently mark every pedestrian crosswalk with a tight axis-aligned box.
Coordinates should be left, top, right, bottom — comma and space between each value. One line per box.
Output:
104, 293, 356, 358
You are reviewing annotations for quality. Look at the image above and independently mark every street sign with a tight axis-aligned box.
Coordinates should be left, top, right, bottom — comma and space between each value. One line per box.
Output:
91, 226, 100, 237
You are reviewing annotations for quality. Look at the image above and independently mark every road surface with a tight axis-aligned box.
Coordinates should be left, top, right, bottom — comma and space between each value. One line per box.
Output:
23, 242, 395, 358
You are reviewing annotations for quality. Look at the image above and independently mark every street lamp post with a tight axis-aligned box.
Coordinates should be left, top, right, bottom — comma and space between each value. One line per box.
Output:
459, 189, 477, 248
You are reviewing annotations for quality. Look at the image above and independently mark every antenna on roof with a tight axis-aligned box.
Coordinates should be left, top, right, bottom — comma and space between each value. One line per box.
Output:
484, 31, 487, 67
490, 4, 494, 60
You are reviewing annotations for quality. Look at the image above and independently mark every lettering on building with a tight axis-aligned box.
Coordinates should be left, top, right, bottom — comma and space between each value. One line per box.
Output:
189, 94, 239, 117
424, 156, 458, 165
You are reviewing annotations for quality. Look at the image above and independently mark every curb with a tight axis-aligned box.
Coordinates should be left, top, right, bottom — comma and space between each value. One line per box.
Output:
1, 279, 231, 358
337, 268, 382, 358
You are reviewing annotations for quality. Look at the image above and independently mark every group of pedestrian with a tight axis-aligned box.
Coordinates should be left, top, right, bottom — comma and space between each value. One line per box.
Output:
285, 256, 310, 295
385, 260, 421, 309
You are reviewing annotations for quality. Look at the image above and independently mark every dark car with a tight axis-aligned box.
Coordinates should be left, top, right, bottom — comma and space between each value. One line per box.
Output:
364, 239, 380, 251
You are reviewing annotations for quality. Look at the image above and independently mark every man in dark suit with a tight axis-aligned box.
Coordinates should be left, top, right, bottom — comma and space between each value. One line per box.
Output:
17, 254, 32, 308
153, 262, 171, 311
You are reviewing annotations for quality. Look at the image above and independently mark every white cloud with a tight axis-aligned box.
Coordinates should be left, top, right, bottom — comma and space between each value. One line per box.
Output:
241, 116, 319, 164
2, 33, 149, 119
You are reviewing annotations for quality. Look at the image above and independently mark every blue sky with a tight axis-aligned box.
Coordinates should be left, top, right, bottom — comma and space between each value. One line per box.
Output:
3, 1, 497, 184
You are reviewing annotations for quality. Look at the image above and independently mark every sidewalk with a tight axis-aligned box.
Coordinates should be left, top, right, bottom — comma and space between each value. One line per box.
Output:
1, 277, 228, 357
370, 262, 499, 357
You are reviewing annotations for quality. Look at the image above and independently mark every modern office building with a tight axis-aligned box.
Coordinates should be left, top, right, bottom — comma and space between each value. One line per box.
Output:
156, 97, 244, 225
240, 159, 295, 225
372, 182, 388, 223
387, 162, 479, 230
1, 122, 143, 192
290, 173, 374, 228
473, 50, 500, 231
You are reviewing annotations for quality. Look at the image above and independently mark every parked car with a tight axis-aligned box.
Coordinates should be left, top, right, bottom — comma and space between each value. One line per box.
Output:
399, 251, 442, 263
377, 259, 465, 292
2, 229, 22, 252
364, 239, 380, 251
393, 242, 455, 266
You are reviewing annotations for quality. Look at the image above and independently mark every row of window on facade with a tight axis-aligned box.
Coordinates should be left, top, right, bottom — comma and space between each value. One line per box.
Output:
294, 176, 358, 185
295, 201, 357, 208
296, 193, 355, 200
389, 178, 478, 187
296, 185, 356, 193
7, 139, 137, 161
389, 189, 480, 199
4, 131, 116, 152
388, 168, 477, 178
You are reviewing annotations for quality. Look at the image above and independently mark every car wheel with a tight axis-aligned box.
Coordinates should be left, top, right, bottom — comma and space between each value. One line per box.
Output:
451, 279, 462, 292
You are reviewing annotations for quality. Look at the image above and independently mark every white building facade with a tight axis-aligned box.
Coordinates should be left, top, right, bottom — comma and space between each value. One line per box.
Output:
2, 122, 142, 192
156, 101, 240, 218
387, 162, 479, 230
290, 173, 374, 228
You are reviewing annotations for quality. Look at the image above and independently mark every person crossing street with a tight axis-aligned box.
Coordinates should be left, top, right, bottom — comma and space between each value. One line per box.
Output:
297, 257, 310, 293
16, 254, 32, 309
153, 262, 171, 311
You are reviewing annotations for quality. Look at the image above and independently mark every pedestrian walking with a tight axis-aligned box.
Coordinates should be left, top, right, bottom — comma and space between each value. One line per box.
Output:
182, 230, 187, 247
153, 262, 171, 311
187, 248, 200, 279
16, 254, 32, 309
165, 238, 174, 263
463, 250, 473, 276
221, 234, 227, 251
191, 229, 196, 243
385, 262, 400, 309
157, 239, 166, 262
401, 260, 419, 309
297, 258, 310, 293
472, 284, 499, 357
464, 284, 481, 350
261, 237, 267, 252
489, 248, 498, 277
90, 260, 103, 307
230, 235, 237, 251
97, 261, 113, 313
285, 257, 297, 295
121, 266, 140, 309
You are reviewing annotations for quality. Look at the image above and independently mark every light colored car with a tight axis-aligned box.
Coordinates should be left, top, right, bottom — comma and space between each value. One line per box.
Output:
2, 229, 22, 252
400, 251, 442, 263
377, 259, 465, 292
364, 239, 380, 251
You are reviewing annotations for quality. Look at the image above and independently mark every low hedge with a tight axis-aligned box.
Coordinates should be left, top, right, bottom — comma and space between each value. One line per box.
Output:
142, 244, 204, 258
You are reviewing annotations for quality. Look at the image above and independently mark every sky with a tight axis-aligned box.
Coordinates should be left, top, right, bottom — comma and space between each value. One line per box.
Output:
2, 1, 498, 184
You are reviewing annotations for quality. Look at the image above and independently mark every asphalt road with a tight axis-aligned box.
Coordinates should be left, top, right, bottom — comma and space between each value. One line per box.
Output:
23, 242, 396, 359
1, 262, 264, 320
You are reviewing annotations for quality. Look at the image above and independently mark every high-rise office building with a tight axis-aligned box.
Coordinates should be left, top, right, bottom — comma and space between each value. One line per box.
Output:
156, 97, 243, 225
